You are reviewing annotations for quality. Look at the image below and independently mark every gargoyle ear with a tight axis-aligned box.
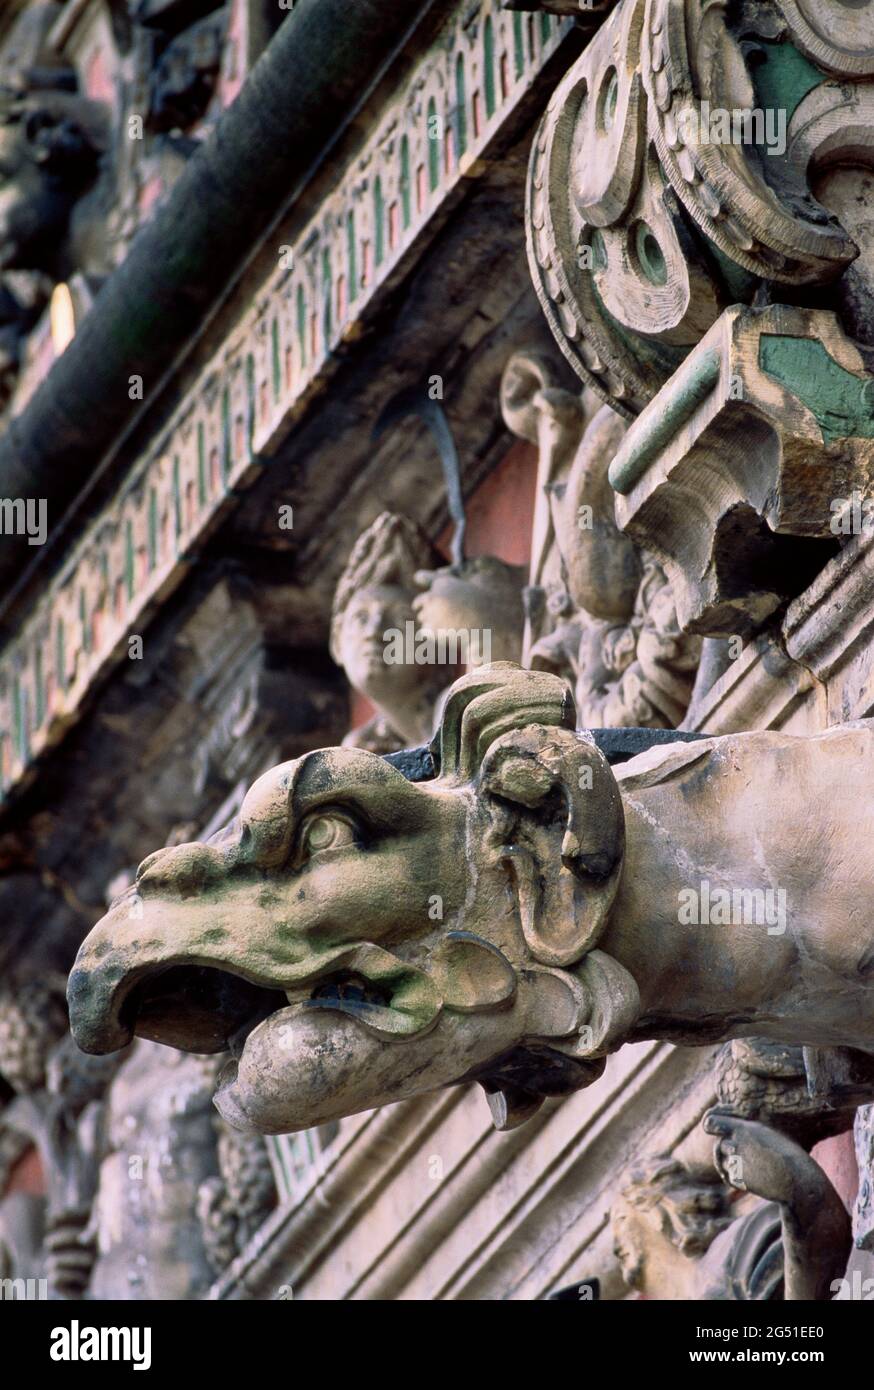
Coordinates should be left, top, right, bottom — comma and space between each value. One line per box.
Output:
478, 724, 624, 967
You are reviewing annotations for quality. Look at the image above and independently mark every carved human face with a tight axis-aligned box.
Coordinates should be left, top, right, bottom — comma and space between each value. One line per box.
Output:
338, 582, 422, 700
612, 1199, 692, 1298
611, 1200, 649, 1292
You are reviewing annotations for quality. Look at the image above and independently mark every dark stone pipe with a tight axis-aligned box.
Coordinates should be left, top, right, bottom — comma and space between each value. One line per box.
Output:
0, 0, 431, 606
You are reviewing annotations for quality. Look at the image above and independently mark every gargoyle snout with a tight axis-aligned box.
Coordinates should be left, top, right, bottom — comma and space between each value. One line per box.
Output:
68, 837, 269, 1057
136, 841, 229, 896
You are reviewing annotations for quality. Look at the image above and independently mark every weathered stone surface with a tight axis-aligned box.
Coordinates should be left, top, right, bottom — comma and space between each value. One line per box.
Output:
713, 1038, 864, 1148
87, 1042, 223, 1300
0, 976, 120, 1297
1, 0, 872, 1309
854, 1104, 874, 1252
527, 0, 874, 418
613, 1122, 852, 1301
68, 663, 874, 1139
611, 305, 870, 636
501, 346, 702, 723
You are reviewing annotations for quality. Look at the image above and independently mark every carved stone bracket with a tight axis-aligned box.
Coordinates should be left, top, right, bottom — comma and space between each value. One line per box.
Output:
526, 0, 874, 419
610, 304, 874, 635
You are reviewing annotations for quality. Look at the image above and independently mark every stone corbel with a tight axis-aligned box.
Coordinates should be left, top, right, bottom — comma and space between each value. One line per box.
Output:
527, 0, 874, 425
609, 304, 874, 635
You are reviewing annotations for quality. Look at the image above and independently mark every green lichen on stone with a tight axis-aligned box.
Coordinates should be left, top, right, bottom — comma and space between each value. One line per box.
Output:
759, 335, 874, 444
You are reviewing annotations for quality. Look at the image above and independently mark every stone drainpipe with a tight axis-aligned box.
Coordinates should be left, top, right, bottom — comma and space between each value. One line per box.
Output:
0, 0, 435, 620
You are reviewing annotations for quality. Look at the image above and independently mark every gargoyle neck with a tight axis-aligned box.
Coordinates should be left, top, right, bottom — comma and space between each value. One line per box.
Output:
597, 798, 799, 1047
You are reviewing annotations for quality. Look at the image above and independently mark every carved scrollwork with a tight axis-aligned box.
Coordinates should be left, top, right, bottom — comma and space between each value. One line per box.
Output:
526, 0, 873, 420
527, 0, 658, 413
774, 0, 874, 78
643, 0, 857, 283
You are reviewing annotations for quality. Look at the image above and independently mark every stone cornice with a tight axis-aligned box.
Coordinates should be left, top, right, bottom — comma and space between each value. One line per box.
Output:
0, 1, 573, 804
208, 1041, 717, 1300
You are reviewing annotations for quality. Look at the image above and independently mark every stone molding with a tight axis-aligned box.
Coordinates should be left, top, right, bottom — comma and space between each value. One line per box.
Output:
209, 1040, 717, 1300
0, 0, 573, 804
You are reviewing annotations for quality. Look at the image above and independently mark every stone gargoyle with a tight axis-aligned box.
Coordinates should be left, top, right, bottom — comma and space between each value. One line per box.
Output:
68, 664, 874, 1135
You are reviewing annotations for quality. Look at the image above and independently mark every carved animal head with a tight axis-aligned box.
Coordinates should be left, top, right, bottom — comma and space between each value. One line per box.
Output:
68, 665, 638, 1134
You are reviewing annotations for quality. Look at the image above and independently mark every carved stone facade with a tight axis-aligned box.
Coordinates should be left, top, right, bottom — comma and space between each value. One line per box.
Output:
2, 0, 874, 1309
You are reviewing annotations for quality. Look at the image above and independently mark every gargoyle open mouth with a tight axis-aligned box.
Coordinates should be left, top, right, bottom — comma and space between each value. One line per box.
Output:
116, 953, 443, 1059
119, 964, 288, 1056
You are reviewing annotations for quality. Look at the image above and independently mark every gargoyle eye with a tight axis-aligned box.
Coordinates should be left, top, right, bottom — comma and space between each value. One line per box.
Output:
299, 813, 357, 859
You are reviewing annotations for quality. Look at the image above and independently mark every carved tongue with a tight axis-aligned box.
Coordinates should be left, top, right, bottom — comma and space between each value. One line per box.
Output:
213, 1058, 259, 1134
212, 959, 601, 1135
212, 997, 530, 1135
